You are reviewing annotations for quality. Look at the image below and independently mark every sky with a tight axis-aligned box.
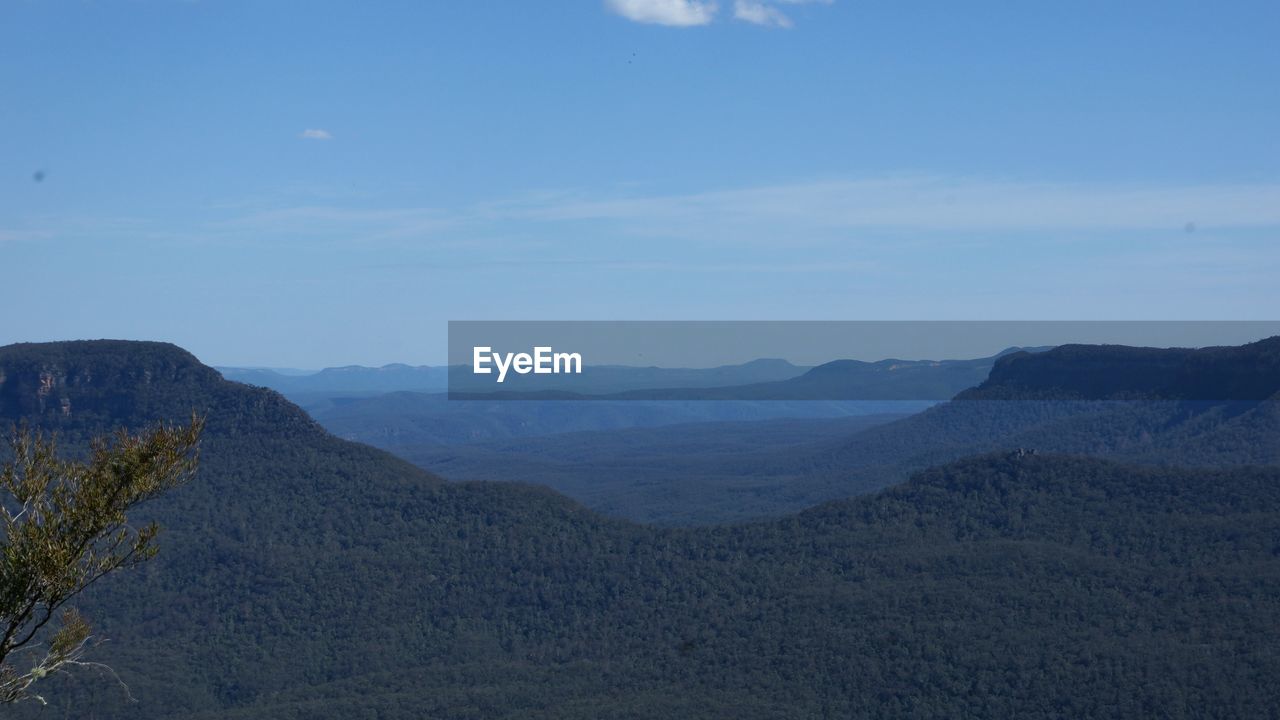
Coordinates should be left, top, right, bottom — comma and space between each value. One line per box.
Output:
2, 0, 1278, 367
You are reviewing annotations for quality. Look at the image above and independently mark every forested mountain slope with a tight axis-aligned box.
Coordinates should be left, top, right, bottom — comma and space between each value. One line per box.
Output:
2, 340, 1279, 718
791, 338, 1280, 490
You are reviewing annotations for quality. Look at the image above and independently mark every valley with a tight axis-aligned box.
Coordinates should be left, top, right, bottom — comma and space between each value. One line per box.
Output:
2, 338, 1277, 718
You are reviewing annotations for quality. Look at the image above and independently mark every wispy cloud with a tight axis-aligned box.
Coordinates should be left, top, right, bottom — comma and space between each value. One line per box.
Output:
299, 128, 333, 140
605, 0, 718, 26
513, 177, 1280, 235
733, 0, 833, 27
605, 0, 832, 28
19, 176, 1280, 258
12, 175, 1279, 328
734, 0, 792, 27
205, 205, 459, 248
0, 229, 51, 244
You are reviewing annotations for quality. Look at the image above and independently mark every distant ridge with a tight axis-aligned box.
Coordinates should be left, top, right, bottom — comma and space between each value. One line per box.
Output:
218, 363, 451, 395
220, 358, 811, 397
449, 347, 1052, 401
967, 336, 1280, 401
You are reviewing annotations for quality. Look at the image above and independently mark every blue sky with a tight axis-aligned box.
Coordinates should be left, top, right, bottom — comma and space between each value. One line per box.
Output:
3, 0, 1278, 366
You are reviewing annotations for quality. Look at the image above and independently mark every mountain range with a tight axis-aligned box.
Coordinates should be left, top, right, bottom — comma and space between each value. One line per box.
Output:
361, 341, 1280, 523
442, 347, 1050, 400
2, 338, 1278, 718
218, 357, 813, 398
253, 348, 1049, 456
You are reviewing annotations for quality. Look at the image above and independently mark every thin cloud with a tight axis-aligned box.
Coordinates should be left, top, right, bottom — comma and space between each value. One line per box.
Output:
605, 0, 718, 26
26, 176, 1280, 256
198, 176, 1280, 246
299, 128, 333, 140
735, 0, 833, 27
509, 177, 1280, 235
0, 229, 51, 244
734, 0, 792, 27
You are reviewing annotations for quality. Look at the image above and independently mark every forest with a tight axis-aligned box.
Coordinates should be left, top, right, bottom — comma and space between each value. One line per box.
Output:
1, 339, 1278, 718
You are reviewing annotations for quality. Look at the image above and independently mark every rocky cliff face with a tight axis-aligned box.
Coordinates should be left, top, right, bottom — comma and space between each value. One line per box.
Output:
0, 340, 328, 442
0, 340, 216, 426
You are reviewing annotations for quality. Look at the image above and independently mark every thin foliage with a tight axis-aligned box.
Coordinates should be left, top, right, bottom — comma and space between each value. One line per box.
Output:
0, 416, 202, 704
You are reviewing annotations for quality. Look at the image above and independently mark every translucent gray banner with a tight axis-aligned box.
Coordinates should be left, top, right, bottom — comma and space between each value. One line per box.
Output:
446, 321, 1280, 401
